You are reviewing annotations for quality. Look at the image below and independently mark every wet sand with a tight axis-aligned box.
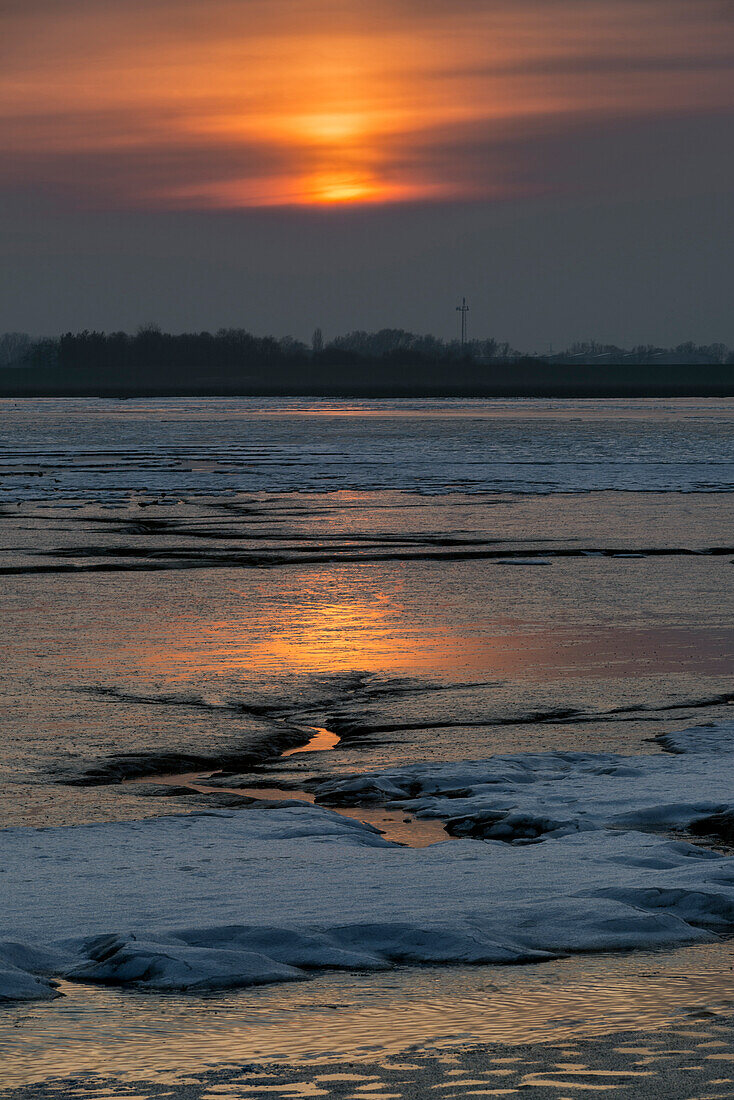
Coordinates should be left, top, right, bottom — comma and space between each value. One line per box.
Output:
9, 1029, 733, 1100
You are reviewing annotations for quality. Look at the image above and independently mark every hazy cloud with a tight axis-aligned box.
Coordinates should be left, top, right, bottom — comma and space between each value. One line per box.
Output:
2, 0, 732, 208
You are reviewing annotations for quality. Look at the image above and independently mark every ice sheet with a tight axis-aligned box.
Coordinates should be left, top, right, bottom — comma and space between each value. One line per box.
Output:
3, 723, 734, 1002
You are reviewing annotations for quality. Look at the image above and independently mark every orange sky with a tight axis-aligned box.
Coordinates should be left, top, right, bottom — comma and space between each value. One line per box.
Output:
2, 0, 732, 209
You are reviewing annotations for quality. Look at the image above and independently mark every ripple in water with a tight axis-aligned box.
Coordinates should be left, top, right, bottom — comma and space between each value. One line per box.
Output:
3, 943, 734, 1086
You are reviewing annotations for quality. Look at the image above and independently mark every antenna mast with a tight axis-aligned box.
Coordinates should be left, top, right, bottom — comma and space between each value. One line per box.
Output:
456, 296, 469, 348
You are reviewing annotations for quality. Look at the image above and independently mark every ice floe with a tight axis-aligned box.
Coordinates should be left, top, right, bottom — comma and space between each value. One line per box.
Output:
2, 722, 734, 1003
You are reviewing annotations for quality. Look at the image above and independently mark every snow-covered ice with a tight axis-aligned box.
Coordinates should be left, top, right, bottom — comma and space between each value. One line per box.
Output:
2, 722, 734, 1003
314, 721, 734, 840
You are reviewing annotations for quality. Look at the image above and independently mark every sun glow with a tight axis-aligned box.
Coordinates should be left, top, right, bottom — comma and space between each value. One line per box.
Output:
4, 1, 732, 210
296, 113, 366, 143
164, 171, 438, 209
302, 171, 381, 204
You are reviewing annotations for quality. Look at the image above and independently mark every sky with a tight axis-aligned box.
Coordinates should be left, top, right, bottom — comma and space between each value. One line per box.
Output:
1, 0, 733, 349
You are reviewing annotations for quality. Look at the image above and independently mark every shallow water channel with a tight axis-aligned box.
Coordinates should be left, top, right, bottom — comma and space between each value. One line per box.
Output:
139, 724, 449, 849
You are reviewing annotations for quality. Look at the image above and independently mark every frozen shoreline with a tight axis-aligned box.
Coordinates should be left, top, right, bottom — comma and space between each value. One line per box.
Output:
3, 722, 734, 1004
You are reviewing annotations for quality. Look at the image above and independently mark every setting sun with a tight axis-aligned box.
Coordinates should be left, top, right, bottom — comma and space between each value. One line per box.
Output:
302, 172, 381, 204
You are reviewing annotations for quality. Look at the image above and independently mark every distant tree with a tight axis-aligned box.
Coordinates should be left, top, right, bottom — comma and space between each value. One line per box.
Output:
312, 328, 323, 355
23, 337, 59, 369
0, 332, 31, 367
474, 338, 498, 362
697, 343, 729, 364
279, 335, 309, 358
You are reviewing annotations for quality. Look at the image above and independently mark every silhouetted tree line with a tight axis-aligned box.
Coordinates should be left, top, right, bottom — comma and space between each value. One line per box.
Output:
327, 329, 516, 364
4, 327, 732, 374
548, 340, 732, 366
53, 326, 305, 374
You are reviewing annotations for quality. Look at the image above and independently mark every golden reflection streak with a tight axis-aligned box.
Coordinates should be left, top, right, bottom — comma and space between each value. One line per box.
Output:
136, 584, 734, 683
244, 599, 406, 673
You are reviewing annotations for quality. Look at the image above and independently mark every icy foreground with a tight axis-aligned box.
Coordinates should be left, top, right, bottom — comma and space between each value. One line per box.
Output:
2, 723, 734, 1003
